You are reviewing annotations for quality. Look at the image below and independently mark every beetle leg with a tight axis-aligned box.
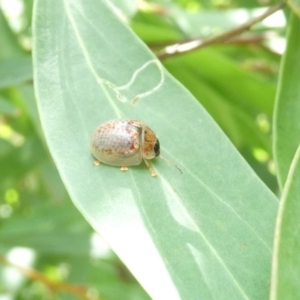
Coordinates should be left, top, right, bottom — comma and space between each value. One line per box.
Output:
143, 159, 157, 177
120, 166, 128, 171
93, 160, 101, 166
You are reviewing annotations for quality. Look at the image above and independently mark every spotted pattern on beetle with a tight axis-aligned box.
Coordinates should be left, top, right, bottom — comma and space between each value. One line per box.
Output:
90, 119, 160, 176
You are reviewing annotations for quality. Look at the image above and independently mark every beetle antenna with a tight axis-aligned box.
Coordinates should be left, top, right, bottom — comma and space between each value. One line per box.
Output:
160, 155, 183, 174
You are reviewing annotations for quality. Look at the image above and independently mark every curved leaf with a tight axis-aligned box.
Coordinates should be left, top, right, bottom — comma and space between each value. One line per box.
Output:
287, 0, 300, 17
270, 144, 300, 299
0, 57, 32, 89
33, 0, 278, 299
273, 13, 300, 189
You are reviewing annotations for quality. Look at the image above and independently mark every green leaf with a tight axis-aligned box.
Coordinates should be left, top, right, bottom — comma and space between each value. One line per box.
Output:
131, 12, 181, 43
166, 6, 284, 37
0, 57, 33, 89
287, 0, 300, 17
33, 0, 278, 299
0, 9, 25, 59
0, 95, 19, 116
270, 144, 300, 299
17, 84, 44, 139
170, 49, 276, 116
232, 0, 279, 8
107, 0, 138, 18
164, 58, 272, 152
273, 13, 300, 189
0, 202, 91, 255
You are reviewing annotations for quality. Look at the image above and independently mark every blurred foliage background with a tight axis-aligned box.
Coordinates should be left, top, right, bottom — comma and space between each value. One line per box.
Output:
0, 0, 286, 299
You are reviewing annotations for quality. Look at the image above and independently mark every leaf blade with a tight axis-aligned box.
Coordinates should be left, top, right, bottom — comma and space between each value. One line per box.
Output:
273, 13, 300, 189
33, 0, 278, 299
270, 144, 300, 299
0, 57, 32, 89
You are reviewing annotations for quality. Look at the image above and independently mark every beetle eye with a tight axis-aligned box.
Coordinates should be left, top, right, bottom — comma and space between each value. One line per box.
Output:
154, 139, 160, 157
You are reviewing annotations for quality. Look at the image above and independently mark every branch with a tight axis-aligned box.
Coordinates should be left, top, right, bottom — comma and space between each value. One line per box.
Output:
0, 253, 104, 300
149, 33, 268, 49
157, 2, 285, 60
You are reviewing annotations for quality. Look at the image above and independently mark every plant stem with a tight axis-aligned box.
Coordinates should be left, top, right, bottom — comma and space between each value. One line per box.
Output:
0, 253, 103, 300
157, 2, 285, 60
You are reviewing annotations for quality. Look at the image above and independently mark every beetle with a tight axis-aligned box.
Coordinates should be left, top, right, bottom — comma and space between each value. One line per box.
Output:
90, 119, 160, 176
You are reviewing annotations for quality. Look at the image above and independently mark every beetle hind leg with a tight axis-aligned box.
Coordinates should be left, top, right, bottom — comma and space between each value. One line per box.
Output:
93, 160, 101, 166
143, 159, 157, 177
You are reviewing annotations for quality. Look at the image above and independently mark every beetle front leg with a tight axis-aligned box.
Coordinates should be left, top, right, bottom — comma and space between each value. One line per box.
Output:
143, 159, 157, 177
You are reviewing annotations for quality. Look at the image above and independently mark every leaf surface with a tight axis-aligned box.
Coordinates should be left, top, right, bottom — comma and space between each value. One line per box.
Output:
33, 1, 278, 299
270, 144, 300, 299
0, 57, 32, 89
273, 13, 300, 189
287, 0, 300, 16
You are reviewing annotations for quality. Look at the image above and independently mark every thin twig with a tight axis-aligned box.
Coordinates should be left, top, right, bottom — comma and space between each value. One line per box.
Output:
0, 253, 103, 300
157, 1, 285, 60
149, 33, 267, 49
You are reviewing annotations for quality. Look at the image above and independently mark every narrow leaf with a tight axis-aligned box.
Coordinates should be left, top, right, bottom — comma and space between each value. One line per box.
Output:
273, 13, 300, 189
0, 96, 19, 116
287, 0, 300, 17
270, 144, 300, 299
0, 57, 32, 89
33, 1, 278, 299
